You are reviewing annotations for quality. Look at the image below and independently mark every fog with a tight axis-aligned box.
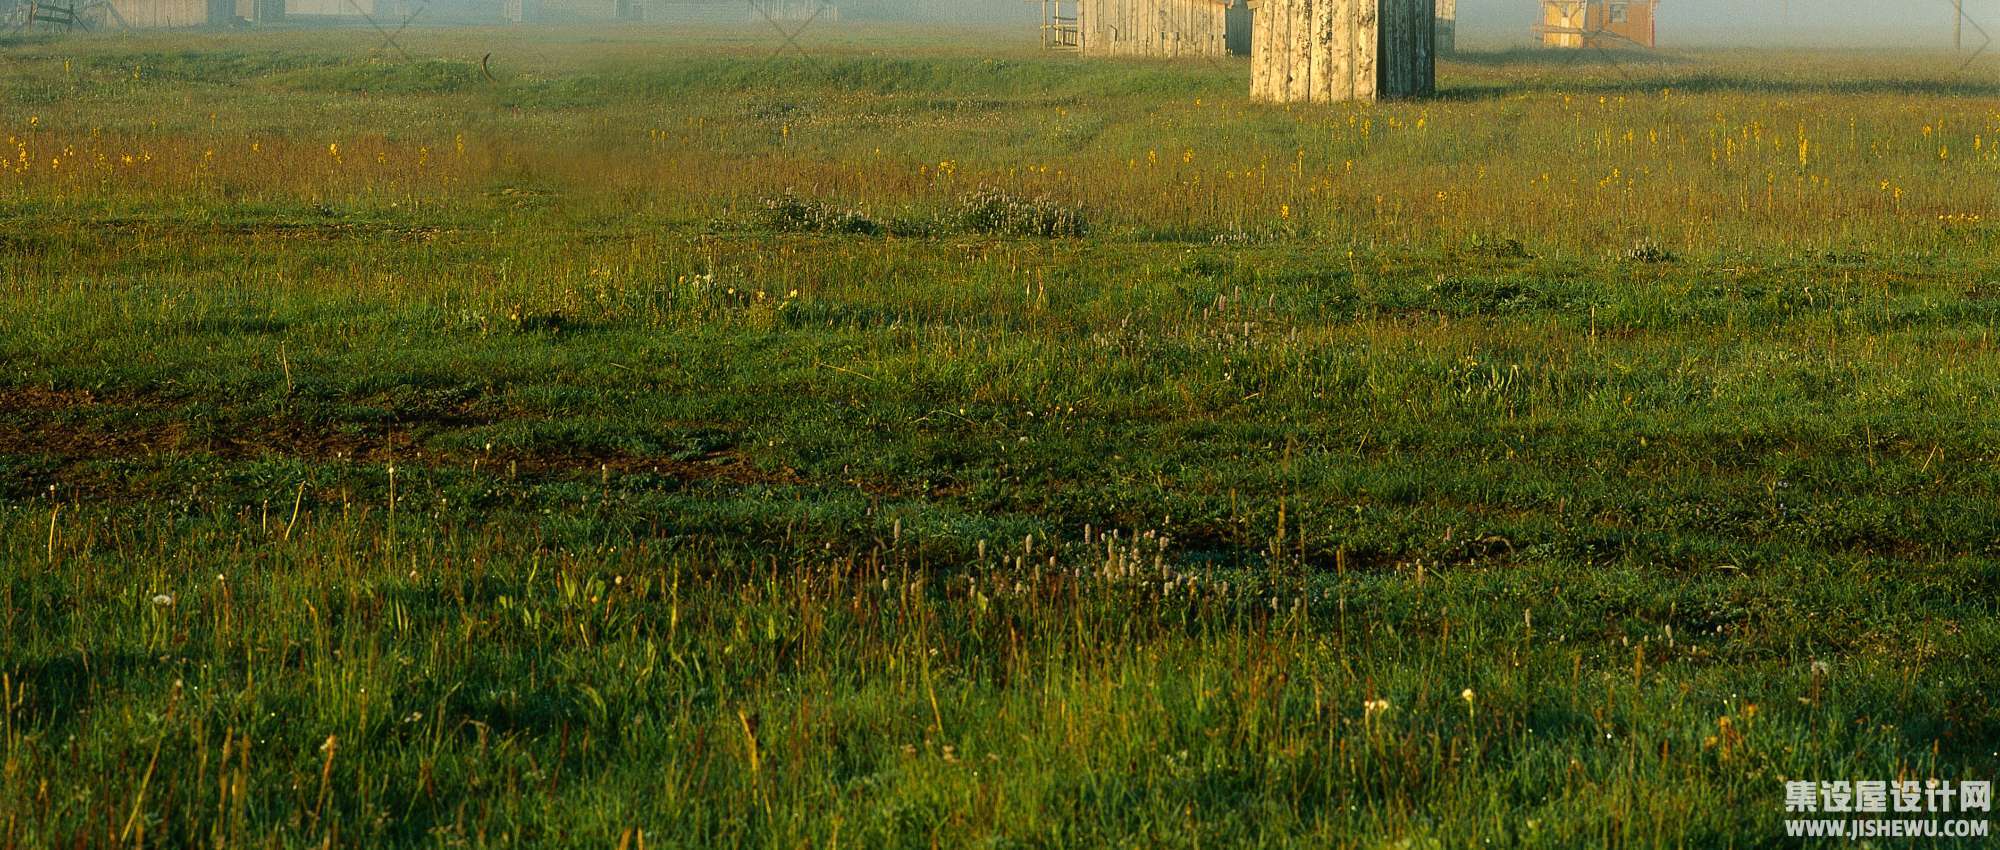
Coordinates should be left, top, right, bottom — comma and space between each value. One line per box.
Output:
901, 0, 1989, 49
1459, 0, 1989, 47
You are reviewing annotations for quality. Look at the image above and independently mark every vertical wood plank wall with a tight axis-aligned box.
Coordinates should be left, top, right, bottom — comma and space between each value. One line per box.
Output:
1078, 0, 1231, 58
1539, 1, 1582, 46
1606, 0, 1657, 48
1376, 0, 1433, 98
1249, 0, 1431, 102
1435, 0, 1454, 54
107, 0, 220, 26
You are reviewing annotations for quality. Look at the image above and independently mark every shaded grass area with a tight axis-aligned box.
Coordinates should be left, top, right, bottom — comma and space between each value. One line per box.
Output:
2, 27, 1999, 849
6, 515, 1992, 847
6, 215, 1999, 847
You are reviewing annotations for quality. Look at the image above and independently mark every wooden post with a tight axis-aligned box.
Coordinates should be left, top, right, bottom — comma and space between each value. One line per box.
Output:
1330, 0, 1352, 101
1291, 0, 1307, 99
1249, 0, 1267, 97
1272, 0, 1286, 95
1306, 0, 1321, 100
1353, 0, 1376, 101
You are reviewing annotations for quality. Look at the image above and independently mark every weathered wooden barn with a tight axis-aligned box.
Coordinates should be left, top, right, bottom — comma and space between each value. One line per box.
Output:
253, 0, 377, 18
509, 0, 823, 24
1248, 0, 1434, 102
282, 0, 377, 16
1535, 0, 1656, 48
92, 0, 230, 27
90, 0, 498, 28
1035, 0, 1249, 58
525, 0, 635, 21
236, 0, 281, 21
70, 0, 359, 28
1065, 0, 1250, 58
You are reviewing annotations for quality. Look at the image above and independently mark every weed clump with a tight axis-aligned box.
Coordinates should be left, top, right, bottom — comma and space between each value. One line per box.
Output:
276, 58, 485, 95
950, 187, 1087, 238
758, 191, 881, 235
1178, 250, 1234, 278
1467, 234, 1533, 259
757, 189, 1087, 239
1623, 239, 1676, 264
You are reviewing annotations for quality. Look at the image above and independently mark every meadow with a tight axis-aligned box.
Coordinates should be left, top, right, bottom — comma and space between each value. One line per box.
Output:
2, 23, 1999, 848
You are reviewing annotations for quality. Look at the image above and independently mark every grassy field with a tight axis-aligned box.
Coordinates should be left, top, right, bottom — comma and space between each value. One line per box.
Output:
3, 23, 1999, 848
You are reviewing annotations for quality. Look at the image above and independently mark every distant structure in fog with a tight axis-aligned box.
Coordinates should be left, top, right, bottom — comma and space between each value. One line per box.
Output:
1535, 0, 1657, 48
520, 0, 818, 23
1248, 0, 1434, 102
1434, 0, 1452, 53
74, 0, 267, 27
73, 0, 410, 27
7, 0, 105, 29
55, 0, 835, 26
1037, 0, 1252, 58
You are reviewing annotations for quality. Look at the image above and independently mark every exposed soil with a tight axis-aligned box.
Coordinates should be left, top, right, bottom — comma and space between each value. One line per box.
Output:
0, 385, 799, 499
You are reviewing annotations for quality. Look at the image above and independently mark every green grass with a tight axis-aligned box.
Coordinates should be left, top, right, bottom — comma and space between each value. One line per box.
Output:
2, 24, 1998, 848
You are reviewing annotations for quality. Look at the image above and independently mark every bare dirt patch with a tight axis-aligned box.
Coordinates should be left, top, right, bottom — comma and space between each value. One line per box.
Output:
0, 385, 798, 497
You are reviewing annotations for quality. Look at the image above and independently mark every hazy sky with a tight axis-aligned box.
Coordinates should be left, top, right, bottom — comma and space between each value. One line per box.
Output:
1457, 0, 1991, 46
